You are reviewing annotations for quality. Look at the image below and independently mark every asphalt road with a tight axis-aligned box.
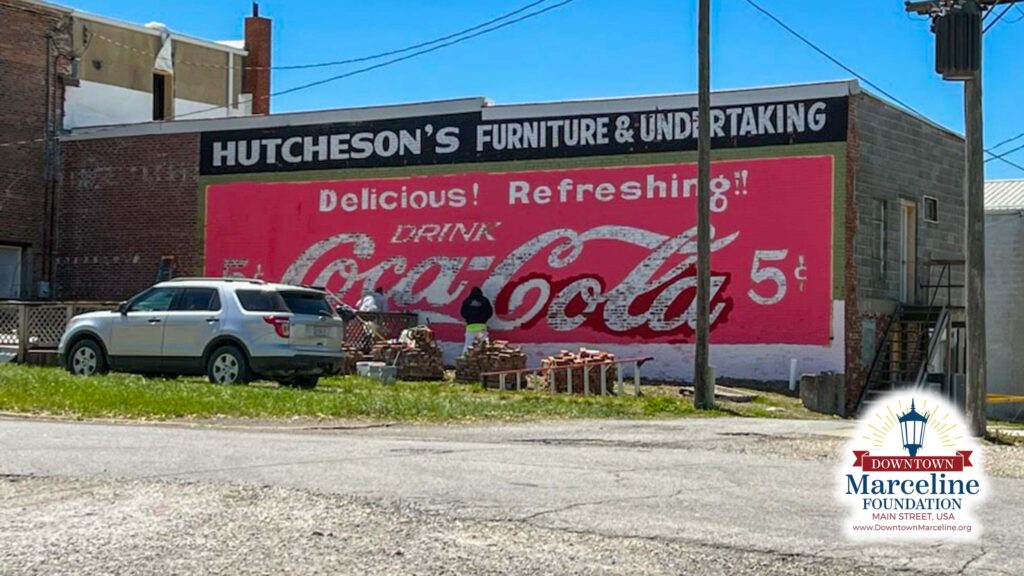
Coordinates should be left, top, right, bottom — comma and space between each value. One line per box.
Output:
1, 416, 1021, 575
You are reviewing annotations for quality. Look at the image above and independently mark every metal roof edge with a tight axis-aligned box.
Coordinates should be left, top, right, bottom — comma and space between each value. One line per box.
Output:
482, 80, 859, 119
61, 97, 490, 141
63, 80, 865, 142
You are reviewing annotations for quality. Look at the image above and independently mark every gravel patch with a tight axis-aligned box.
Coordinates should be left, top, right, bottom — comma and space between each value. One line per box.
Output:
1, 476, 932, 576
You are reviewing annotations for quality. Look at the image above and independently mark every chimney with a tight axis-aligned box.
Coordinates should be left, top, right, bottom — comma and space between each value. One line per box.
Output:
243, 2, 271, 115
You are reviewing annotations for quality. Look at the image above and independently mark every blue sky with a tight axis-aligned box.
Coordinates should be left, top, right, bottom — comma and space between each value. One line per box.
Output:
70, 0, 1024, 178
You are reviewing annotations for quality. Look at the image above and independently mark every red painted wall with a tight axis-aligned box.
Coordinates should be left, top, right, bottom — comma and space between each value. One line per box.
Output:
204, 156, 835, 346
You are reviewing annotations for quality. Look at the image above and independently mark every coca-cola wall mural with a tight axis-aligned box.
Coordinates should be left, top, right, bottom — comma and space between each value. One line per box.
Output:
205, 156, 835, 346
200, 90, 850, 379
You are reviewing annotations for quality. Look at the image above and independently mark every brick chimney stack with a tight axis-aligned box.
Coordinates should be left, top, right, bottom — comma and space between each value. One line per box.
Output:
243, 2, 271, 115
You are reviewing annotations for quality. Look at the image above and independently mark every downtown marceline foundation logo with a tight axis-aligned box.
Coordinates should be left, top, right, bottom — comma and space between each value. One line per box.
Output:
837, 391, 986, 541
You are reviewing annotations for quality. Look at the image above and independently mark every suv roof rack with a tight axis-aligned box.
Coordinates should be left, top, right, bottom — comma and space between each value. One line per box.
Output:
162, 277, 266, 285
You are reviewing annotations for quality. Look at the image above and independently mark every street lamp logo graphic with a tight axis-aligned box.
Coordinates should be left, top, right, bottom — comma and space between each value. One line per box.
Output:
898, 399, 928, 457
836, 391, 986, 542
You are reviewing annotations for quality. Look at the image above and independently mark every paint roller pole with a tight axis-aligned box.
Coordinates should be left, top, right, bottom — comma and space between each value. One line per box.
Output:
693, 0, 715, 410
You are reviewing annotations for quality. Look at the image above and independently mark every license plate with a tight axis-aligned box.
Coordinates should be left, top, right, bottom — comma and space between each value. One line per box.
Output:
310, 326, 332, 338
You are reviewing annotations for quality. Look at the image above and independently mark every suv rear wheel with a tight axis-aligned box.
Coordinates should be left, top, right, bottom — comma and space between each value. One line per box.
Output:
67, 339, 108, 377
207, 345, 251, 385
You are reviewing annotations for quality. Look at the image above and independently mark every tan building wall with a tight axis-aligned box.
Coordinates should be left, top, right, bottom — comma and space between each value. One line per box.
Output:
63, 13, 247, 127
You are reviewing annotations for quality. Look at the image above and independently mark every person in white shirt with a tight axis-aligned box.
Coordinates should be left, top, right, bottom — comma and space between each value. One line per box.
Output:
357, 286, 388, 312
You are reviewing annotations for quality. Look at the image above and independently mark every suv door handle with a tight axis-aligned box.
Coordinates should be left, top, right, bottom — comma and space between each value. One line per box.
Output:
147, 318, 162, 324
205, 317, 220, 323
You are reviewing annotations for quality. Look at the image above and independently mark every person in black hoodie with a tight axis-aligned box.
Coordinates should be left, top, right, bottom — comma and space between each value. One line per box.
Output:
460, 286, 494, 352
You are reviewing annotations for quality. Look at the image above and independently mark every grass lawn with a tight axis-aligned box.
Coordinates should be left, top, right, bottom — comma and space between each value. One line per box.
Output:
0, 364, 821, 423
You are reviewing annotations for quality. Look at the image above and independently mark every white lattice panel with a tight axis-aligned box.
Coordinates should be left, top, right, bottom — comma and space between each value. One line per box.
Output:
0, 306, 18, 346
27, 306, 69, 348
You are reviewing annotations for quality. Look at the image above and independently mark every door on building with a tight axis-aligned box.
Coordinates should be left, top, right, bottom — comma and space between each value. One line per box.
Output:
0, 246, 22, 299
899, 200, 918, 303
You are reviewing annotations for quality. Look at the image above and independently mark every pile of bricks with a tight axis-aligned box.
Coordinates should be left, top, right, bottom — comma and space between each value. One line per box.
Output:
369, 326, 445, 381
455, 339, 528, 387
541, 348, 616, 394
336, 344, 363, 375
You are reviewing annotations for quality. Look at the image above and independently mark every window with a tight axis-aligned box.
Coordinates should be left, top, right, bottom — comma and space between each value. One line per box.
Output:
279, 290, 334, 316
0, 246, 22, 299
236, 289, 289, 312
128, 287, 178, 312
173, 288, 221, 312
924, 196, 939, 223
152, 72, 172, 120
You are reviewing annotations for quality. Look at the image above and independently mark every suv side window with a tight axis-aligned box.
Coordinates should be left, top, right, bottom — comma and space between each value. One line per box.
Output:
173, 288, 221, 312
280, 290, 334, 316
128, 287, 178, 313
235, 289, 289, 312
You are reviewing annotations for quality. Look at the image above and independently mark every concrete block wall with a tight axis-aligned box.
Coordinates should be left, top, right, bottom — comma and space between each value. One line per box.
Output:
845, 92, 965, 410
852, 93, 965, 304
56, 133, 202, 300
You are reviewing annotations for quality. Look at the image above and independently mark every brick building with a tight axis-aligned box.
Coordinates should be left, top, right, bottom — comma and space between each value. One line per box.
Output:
0, 0, 68, 300
55, 80, 965, 412
0, 0, 268, 299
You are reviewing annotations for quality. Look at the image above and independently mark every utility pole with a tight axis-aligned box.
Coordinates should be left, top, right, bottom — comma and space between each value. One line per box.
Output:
694, 0, 714, 410
906, 0, 996, 436
964, 48, 986, 438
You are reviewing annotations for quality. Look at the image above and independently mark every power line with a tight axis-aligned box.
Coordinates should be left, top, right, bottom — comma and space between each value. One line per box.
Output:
0, 0, 577, 146
985, 141, 1024, 164
989, 131, 1024, 151
742, 0, 1024, 175
274, 0, 550, 71
741, 0, 919, 113
175, 0, 577, 119
93, 0, 552, 72
272, 0, 576, 97
984, 1, 1019, 32
1012, 5, 1024, 23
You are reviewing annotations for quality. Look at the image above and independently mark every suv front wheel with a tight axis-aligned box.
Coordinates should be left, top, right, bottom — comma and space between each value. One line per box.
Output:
67, 339, 108, 377
207, 345, 251, 385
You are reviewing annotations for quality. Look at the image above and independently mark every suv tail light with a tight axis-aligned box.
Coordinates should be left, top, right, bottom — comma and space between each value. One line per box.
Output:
263, 315, 291, 338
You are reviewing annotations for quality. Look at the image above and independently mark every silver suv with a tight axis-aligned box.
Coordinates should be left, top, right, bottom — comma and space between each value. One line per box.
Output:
58, 278, 346, 388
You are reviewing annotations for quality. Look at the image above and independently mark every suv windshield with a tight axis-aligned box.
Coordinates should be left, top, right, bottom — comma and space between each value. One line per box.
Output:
280, 290, 334, 317
235, 289, 289, 312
